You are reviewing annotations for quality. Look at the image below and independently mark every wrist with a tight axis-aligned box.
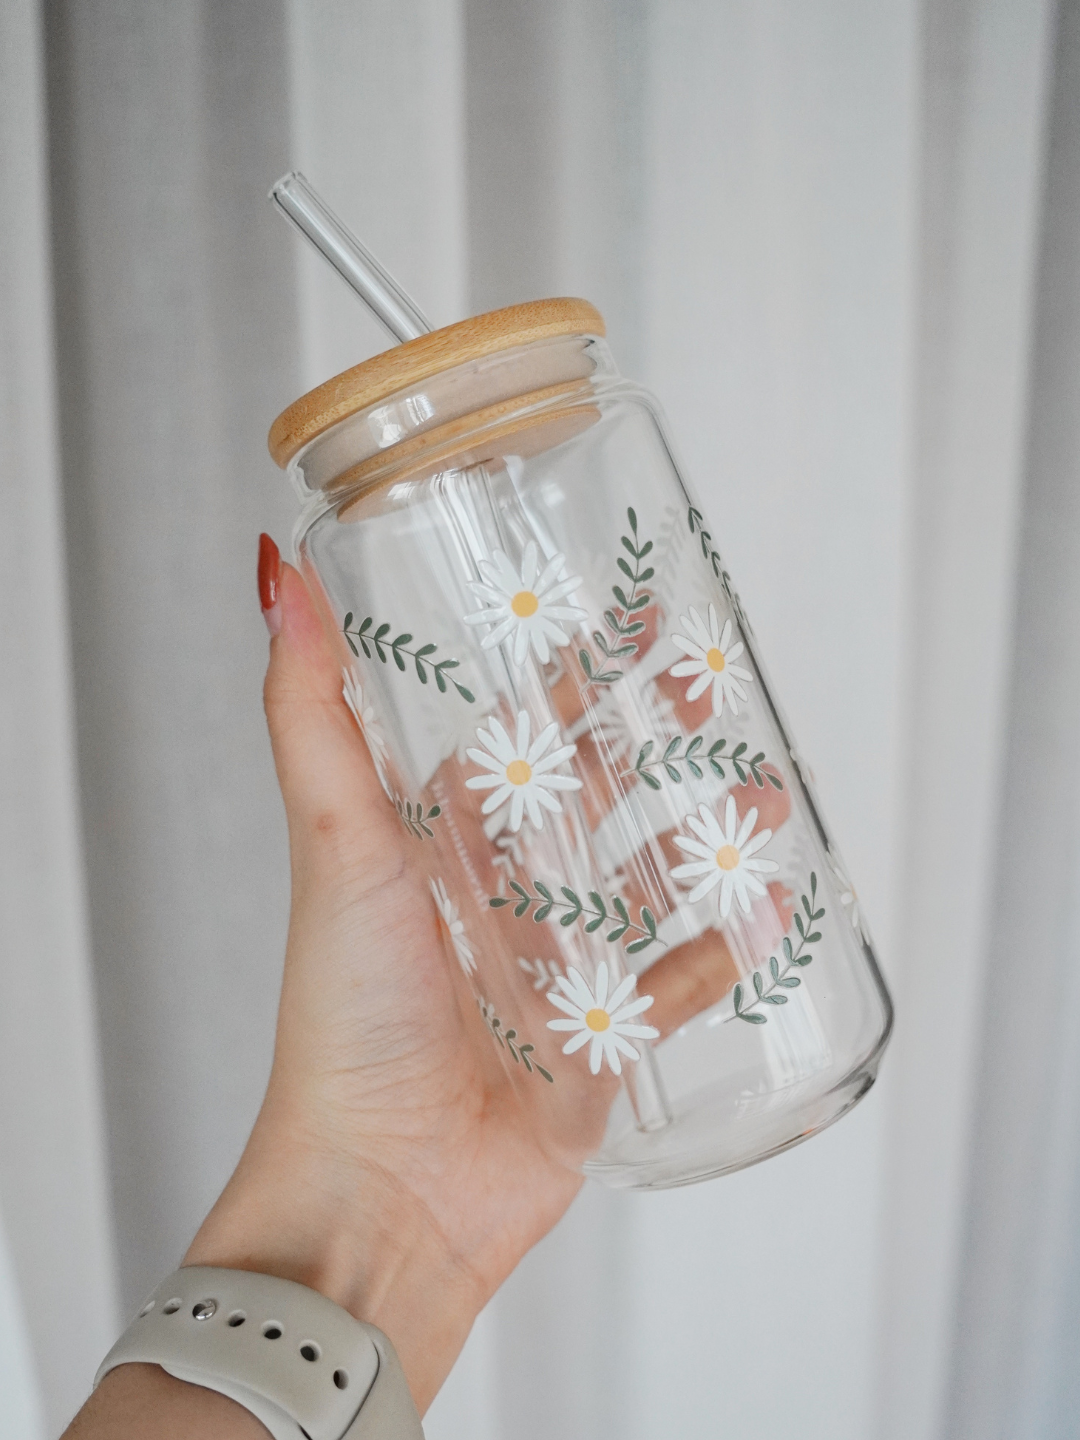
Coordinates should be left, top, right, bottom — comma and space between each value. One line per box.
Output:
183, 1099, 484, 1413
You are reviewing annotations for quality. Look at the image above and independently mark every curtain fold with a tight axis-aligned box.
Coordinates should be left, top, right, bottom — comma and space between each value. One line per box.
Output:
2, 2, 1076, 1436
0, 2, 118, 1433
946, 4, 1080, 1434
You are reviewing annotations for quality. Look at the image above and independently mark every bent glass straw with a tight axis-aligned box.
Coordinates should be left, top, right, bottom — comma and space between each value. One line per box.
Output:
270, 171, 432, 344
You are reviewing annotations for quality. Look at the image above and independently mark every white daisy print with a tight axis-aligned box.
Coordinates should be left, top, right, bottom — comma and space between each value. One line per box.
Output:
671, 794, 779, 917
464, 541, 587, 665
342, 666, 392, 794
430, 877, 476, 975
669, 603, 754, 716
465, 709, 582, 832
828, 851, 870, 943
546, 962, 659, 1076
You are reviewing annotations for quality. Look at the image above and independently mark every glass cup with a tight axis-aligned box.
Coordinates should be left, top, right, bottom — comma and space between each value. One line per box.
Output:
268, 299, 893, 1189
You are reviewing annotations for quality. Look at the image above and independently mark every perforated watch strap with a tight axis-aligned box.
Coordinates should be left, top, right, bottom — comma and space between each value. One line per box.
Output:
93, 1266, 424, 1440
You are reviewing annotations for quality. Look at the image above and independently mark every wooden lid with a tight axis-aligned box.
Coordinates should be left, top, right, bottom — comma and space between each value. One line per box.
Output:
268, 297, 606, 468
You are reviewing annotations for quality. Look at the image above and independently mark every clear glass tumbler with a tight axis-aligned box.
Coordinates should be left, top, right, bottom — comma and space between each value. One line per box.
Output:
269, 298, 893, 1189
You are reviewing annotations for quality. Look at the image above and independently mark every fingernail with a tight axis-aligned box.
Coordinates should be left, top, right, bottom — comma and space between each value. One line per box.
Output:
258, 533, 282, 635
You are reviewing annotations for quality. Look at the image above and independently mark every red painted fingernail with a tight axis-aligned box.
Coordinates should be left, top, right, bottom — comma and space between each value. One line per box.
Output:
258, 533, 282, 635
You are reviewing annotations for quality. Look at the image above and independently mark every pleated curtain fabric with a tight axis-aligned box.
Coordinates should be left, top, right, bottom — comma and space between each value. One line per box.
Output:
1, 3, 1078, 1438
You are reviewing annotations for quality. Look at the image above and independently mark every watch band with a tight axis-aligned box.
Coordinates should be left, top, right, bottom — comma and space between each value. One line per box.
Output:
94, 1266, 424, 1440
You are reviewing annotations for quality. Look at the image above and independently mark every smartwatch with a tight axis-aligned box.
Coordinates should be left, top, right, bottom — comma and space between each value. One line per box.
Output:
94, 1266, 424, 1439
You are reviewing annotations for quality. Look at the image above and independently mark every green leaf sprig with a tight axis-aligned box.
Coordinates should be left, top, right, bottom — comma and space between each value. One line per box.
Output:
688, 505, 724, 580
627, 735, 784, 792
479, 1000, 554, 1082
729, 873, 824, 1024
343, 613, 474, 702
687, 507, 752, 635
579, 507, 655, 686
490, 879, 664, 954
394, 797, 442, 839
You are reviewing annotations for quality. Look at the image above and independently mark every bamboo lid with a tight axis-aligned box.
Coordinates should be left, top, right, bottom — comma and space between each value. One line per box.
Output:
268, 297, 606, 468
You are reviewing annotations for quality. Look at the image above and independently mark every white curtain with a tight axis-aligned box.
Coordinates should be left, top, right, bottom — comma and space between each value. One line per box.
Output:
1, 2, 1076, 1437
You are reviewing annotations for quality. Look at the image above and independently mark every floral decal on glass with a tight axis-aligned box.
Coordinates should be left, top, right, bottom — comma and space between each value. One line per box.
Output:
478, 998, 555, 1082
546, 962, 659, 1076
464, 542, 587, 665
430, 877, 476, 976
465, 710, 582, 831
669, 604, 753, 717
727, 873, 825, 1024
626, 734, 783, 792
578, 508, 655, 687
342, 666, 392, 797
490, 880, 662, 953
671, 795, 778, 916
343, 614, 474, 702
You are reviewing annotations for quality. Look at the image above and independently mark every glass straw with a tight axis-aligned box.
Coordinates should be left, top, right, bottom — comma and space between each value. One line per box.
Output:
269, 171, 432, 344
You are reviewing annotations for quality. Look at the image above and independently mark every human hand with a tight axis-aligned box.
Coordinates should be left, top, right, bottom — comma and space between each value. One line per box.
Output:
184, 538, 585, 1413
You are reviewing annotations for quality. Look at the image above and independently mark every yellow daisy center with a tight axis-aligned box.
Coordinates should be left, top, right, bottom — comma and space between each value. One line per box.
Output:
706, 646, 726, 672
505, 759, 533, 786
511, 590, 539, 618
585, 1007, 611, 1032
716, 844, 741, 871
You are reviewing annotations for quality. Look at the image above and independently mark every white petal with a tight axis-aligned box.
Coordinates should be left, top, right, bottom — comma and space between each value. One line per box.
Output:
520, 541, 539, 589
589, 1036, 606, 1074
547, 992, 585, 1019
718, 874, 734, 916
482, 717, 514, 760
606, 974, 638, 1012
742, 856, 779, 875
526, 720, 559, 764
465, 772, 505, 790
686, 671, 713, 702
531, 741, 576, 772
509, 788, 527, 831
534, 773, 581, 792
592, 961, 609, 1008
723, 794, 738, 840
528, 789, 557, 819
671, 860, 717, 879
481, 785, 512, 814
740, 828, 772, 857
465, 747, 505, 772
688, 871, 723, 902
611, 1029, 650, 1054
562, 1029, 592, 1055
530, 627, 552, 664
610, 992, 654, 1021
735, 806, 759, 849
515, 710, 531, 754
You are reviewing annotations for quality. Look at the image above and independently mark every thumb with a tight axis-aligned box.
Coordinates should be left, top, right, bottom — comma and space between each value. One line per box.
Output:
258, 535, 406, 886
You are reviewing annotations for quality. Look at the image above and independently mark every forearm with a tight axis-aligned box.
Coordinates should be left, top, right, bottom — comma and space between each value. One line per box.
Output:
64, 1364, 268, 1440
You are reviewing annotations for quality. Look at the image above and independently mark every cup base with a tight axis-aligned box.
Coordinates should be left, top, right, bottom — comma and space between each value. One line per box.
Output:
583, 1061, 880, 1190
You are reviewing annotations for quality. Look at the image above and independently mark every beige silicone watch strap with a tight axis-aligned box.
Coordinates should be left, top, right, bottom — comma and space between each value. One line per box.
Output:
93, 1266, 424, 1440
